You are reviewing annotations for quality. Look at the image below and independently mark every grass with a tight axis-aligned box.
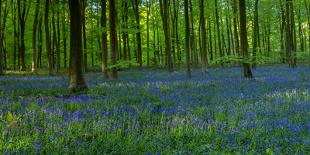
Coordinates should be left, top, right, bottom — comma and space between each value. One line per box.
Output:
0, 65, 309, 154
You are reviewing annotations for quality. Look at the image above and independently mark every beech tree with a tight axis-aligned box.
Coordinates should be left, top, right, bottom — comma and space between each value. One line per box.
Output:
200, 0, 208, 73
184, 0, 191, 79
45, 0, 53, 75
101, 0, 108, 78
159, 0, 173, 72
109, 0, 118, 79
68, 0, 87, 92
239, 0, 253, 78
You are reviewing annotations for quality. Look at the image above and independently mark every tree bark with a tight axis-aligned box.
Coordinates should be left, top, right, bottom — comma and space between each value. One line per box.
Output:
56, 0, 61, 72
37, 15, 43, 68
62, 2, 67, 68
239, 0, 253, 78
285, 0, 295, 68
45, 0, 53, 74
159, 0, 173, 72
101, 0, 108, 78
146, 0, 151, 67
252, 0, 259, 68
132, 0, 143, 67
200, 0, 208, 73
18, 0, 30, 71
31, 0, 40, 72
109, 0, 118, 79
185, 0, 191, 79
232, 0, 240, 61
215, 0, 223, 66
81, 0, 87, 71
68, 0, 87, 92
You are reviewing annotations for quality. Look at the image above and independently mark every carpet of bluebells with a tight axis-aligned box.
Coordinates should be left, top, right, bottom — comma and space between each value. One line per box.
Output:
0, 66, 309, 154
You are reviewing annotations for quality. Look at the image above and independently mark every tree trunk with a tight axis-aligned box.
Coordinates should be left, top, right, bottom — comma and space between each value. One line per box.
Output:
101, 0, 108, 78
252, 0, 259, 68
232, 0, 240, 61
190, 0, 197, 66
45, 0, 53, 75
200, 0, 208, 73
31, 0, 40, 72
297, 8, 304, 52
132, 0, 143, 67
56, 0, 61, 72
285, 0, 295, 68
37, 15, 43, 68
68, 0, 87, 92
18, 1, 29, 71
185, 0, 191, 79
146, 0, 151, 67
215, 0, 223, 66
280, 0, 286, 63
81, 0, 87, 71
239, 0, 253, 78
159, 0, 173, 72
62, 3, 67, 68
109, 0, 118, 79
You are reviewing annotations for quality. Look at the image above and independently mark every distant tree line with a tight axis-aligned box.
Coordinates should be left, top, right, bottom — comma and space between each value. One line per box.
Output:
0, 0, 309, 91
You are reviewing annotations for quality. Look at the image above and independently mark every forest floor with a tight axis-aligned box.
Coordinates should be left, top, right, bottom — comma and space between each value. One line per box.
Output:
0, 65, 309, 154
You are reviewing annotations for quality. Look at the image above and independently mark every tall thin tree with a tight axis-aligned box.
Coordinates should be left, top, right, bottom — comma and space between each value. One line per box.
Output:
32, 0, 40, 72
68, 0, 87, 92
132, 0, 143, 67
200, 0, 208, 73
239, 0, 253, 78
109, 0, 118, 79
159, 0, 173, 72
184, 0, 191, 79
101, 0, 108, 78
45, 0, 53, 75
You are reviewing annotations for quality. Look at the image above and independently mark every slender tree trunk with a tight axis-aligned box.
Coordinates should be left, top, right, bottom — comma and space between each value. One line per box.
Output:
13, 3, 17, 70
297, 8, 304, 52
122, 0, 128, 61
252, 0, 259, 68
159, 0, 173, 72
132, 0, 142, 67
285, 0, 295, 68
56, 0, 61, 72
37, 15, 43, 68
239, 0, 253, 78
18, 1, 29, 71
280, 0, 286, 63
153, 19, 157, 65
208, 19, 213, 61
81, 0, 87, 71
190, 0, 197, 66
68, 0, 87, 92
232, 0, 240, 61
173, 0, 181, 68
200, 0, 208, 73
101, 0, 108, 78
146, 0, 151, 67
109, 0, 118, 79
31, 0, 40, 72
215, 0, 223, 66
45, 0, 53, 74
184, 0, 191, 79
62, 3, 67, 68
